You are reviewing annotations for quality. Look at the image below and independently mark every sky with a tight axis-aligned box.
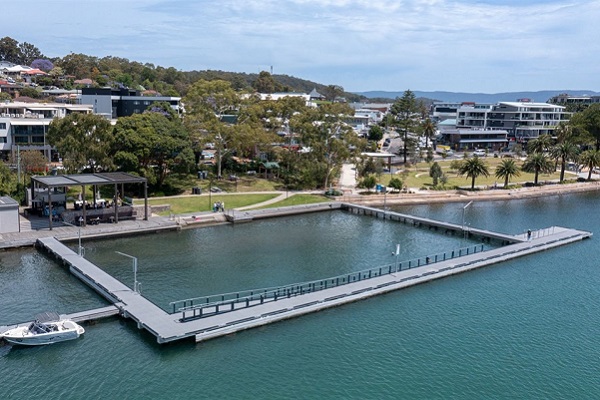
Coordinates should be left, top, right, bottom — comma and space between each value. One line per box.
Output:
4, 0, 600, 93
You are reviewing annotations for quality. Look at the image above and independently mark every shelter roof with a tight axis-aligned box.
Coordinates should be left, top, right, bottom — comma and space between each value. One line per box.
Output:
32, 172, 147, 188
0, 196, 19, 209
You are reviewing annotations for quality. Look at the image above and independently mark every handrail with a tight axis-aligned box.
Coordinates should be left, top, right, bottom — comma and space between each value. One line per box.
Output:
172, 244, 485, 320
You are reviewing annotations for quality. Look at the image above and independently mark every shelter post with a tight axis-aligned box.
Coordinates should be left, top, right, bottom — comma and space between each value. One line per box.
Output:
144, 182, 148, 221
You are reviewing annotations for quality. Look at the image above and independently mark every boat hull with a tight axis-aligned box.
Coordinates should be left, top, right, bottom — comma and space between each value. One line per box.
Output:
2, 320, 84, 346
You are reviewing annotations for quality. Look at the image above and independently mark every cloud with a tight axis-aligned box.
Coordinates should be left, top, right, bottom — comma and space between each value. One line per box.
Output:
3, 0, 600, 92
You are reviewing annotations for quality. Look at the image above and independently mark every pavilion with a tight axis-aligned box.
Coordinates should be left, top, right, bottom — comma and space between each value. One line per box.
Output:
30, 172, 148, 230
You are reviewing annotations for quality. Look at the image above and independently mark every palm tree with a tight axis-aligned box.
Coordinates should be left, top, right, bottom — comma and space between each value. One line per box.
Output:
553, 122, 574, 144
522, 153, 555, 185
459, 157, 490, 189
579, 149, 600, 180
495, 159, 521, 188
421, 118, 436, 149
527, 134, 553, 154
551, 141, 579, 182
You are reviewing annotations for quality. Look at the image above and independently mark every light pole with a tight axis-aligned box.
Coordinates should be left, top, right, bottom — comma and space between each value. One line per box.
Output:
63, 220, 83, 257
116, 251, 139, 293
462, 201, 473, 238
393, 243, 400, 271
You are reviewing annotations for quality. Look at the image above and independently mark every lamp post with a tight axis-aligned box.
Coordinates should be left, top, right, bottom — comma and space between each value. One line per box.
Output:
462, 201, 473, 238
116, 251, 139, 293
62, 220, 83, 257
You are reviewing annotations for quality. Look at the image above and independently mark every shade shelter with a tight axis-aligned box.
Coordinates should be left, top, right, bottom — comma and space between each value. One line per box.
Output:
31, 172, 148, 230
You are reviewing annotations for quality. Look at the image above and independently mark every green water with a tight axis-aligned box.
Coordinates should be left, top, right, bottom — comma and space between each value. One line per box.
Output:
2, 193, 600, 399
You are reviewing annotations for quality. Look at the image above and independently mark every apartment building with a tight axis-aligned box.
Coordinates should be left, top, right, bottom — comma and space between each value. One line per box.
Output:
456, 101, 569, 142
0, 102, 93, 161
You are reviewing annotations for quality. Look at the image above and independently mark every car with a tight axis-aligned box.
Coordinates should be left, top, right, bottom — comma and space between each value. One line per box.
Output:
473, 149, 487, 157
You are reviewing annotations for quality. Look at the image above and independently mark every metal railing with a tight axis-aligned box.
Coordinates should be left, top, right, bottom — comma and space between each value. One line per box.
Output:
173, 244, 485, 321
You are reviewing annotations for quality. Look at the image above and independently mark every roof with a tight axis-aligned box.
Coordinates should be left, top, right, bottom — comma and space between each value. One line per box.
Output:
262, 162, 280, 169
0, 196, 19, 209
32, 172, 147, 188
361, 152, 395, 158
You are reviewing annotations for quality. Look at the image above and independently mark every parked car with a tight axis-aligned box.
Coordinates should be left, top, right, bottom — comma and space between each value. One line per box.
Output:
473, 149, 487, 157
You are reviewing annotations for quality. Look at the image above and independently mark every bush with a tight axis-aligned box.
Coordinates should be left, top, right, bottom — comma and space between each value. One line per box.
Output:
324, 188, 343, 196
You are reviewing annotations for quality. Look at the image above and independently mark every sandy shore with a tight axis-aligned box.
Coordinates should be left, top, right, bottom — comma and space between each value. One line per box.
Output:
338, 180, 600, 206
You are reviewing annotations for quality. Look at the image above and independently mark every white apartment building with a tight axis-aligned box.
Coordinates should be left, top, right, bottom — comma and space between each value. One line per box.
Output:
456, 101, 569, 143
0, 102, 93, 161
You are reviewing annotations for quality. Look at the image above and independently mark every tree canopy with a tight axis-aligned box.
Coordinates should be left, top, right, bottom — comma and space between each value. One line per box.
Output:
47, 113, 114, 173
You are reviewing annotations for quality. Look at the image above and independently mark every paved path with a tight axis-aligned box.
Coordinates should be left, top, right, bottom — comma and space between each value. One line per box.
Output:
339, 163, 357, 193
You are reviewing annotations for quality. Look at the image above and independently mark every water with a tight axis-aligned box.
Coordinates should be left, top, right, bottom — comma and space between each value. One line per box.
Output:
2, 192, 600, 399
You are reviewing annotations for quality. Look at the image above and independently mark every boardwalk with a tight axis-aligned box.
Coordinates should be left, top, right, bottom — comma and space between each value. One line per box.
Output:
35, 223, 591, 344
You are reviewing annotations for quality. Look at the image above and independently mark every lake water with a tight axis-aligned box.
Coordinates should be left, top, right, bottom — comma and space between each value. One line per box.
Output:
2, 192, 600, 399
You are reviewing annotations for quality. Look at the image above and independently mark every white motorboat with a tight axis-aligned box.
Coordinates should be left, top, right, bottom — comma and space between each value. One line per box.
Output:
1, 312, 85, 346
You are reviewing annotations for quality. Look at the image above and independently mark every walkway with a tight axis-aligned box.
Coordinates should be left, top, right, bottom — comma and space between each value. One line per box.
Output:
34, 218, 591, 344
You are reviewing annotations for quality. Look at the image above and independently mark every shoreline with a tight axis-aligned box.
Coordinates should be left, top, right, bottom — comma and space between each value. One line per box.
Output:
337, 180, 600, 206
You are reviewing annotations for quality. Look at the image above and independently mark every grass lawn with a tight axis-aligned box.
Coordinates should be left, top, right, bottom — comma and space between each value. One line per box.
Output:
192, 176, 281, 193
257, 194, 331, 209
377, 157, 566, 189
138, 193, 279, 215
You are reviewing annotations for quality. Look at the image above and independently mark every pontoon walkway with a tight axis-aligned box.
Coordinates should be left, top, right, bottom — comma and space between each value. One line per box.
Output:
35, 224, 591, 344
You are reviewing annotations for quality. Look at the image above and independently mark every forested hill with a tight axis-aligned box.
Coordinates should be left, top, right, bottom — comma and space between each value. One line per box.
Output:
0, 36, 365, 101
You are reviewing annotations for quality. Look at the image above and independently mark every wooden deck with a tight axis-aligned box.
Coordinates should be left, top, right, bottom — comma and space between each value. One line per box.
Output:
33, 223, 591, 344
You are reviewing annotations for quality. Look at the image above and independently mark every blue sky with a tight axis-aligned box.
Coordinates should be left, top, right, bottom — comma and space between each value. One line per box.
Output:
4, 0, 599, 93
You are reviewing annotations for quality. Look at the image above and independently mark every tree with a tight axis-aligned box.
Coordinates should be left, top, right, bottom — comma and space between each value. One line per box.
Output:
390, 90, 420, 163
522, 153, 555, 185
551, 141, 579, 182
421, 118, 436, 149
0, 37, 20, 64
290, 102, 357, 188
253, 71, 280, 93
183, 79, 242, 178
10, 150, 48, 175
388, 177, 404, 192
495, 159, 521, 188
322, 85, 344, 102
368, 125, 384, 142
570, 104, 600, 149
31, 59, 54, 72
459, 157, 490, 189
579, 149, 600, 180
113, 111, 194, 191
358, 175, 377, 192
429, 162, 443, 186
19, 87, 40, 98
527, 134, 553, 154
47, 113, 115, 173
18, 42, 43, 65
0, 162, 17, 195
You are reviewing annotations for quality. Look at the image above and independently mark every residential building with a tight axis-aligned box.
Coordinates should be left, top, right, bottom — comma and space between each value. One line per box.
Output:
547, 93, 600, 108
441, 128, 509, 151
0, 102, 93, 161
456, 101, 569, 143
80, 87, 181, 119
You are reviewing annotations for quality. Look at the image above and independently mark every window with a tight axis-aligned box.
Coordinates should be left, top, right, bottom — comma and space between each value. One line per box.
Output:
0, 123, 5, 129
0, 137, 6, 143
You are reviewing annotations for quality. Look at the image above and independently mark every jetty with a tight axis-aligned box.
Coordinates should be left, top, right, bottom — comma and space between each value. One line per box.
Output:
33, 215, 591, 344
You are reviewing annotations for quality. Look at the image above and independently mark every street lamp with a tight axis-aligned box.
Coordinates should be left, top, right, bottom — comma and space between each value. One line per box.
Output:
63, 220, 83, 257
462, 201, 473, 238
392, 243, 400, 271
115, 251, 139, 294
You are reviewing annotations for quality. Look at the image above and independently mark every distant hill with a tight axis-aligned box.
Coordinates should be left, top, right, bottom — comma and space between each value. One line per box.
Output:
354, 90, 600, 103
